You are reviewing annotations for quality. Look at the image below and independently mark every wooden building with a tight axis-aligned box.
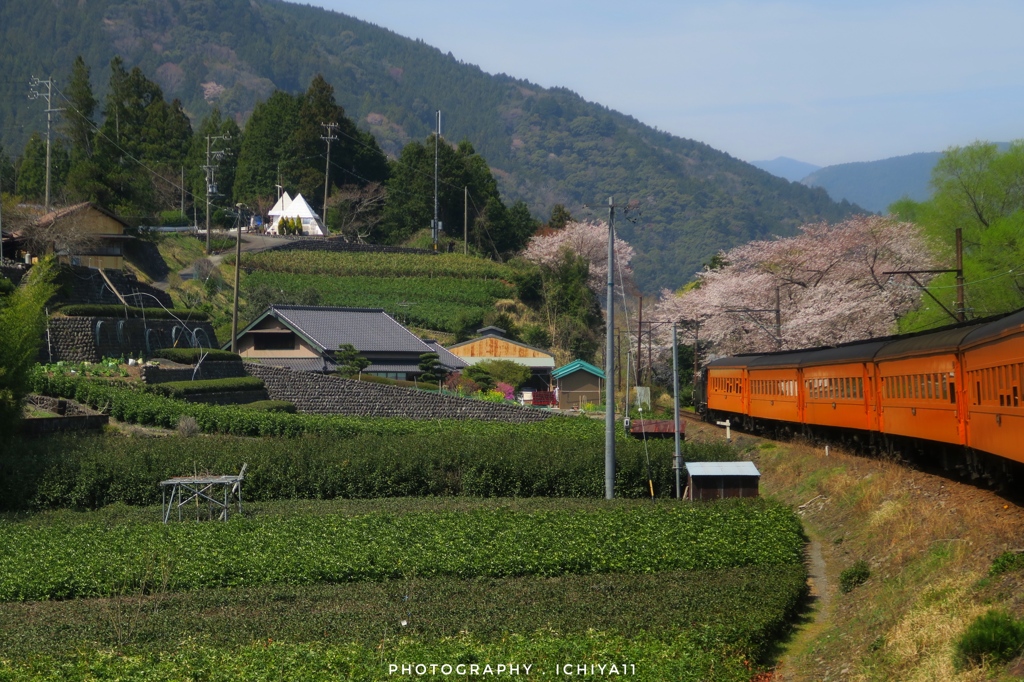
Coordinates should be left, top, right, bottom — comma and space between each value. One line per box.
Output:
31, 202, 132, 269
551, 359, 605, 409
447, 326, 555, 390
684, 461, 760, 501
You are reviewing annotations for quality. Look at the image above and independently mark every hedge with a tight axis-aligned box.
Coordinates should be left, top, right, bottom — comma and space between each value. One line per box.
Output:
237, 400, 297, 413
1, 431, 737, 510
55, 304, 210, 321
146, 376, 265, 397
153, 348, 241, 363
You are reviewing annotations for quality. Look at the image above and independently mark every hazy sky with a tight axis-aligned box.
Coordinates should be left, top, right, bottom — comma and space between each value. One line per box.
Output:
309, 0, 1024, 167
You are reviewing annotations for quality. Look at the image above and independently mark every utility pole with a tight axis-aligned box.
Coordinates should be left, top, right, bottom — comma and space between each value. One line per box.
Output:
180, 167, 185, 217
432, 110, 442, 251
231, 205, 244, 353
464, 186, 468, 255
769, 289, 782, 350
0, 163, 4, 263
955, 227, 965, 322
636, 295, 643, 385
28, 77, 63, 212
605, 196, 616, 500
672, 322, 682, 499
692, 319, 700, 405
321, 122, 338, 237
204, 132, 230, 254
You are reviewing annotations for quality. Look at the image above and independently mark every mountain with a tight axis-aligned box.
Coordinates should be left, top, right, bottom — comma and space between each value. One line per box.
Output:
800, 152, 942, 213
750, 157, 821, 183
0, 0, 863, 292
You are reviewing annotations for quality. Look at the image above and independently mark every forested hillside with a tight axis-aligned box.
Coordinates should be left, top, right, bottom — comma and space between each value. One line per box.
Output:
0, 0, 862, 291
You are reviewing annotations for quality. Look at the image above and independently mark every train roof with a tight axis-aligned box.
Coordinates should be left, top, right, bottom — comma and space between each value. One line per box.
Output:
874, 323, 987, 360
960, 308, 1024, 350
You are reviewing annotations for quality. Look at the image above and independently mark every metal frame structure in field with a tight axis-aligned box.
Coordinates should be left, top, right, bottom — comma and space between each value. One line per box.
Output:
160, 464, 247, 523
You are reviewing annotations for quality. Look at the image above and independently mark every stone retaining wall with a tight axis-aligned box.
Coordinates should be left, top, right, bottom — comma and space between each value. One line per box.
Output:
245, 363, 551, 422
21, 395, 109, 435
44, 317, 219, 363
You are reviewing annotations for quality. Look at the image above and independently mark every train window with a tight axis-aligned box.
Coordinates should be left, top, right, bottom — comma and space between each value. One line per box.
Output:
941, 375, 948, 401
977, 381, 982, 405
857, 377, 864, 399
1015, 386, 1019, 408
949, 380, 956, 404
927, 374, 934, 400
999, 366, 1005, 391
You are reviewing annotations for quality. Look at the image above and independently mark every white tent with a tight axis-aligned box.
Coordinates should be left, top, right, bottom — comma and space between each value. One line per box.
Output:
267, 192, 327, 236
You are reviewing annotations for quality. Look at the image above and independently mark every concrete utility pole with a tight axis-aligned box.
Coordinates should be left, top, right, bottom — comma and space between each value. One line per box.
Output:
955, 227, 965, 322
672, 322, 682, 499
28, 77, 63, 212
321, 122, 339, 236
464, 186, 468, 255
204, 132, 230, 254
231, 204, 244, 353
432, 110, 442, 251
605, 196, 616, 500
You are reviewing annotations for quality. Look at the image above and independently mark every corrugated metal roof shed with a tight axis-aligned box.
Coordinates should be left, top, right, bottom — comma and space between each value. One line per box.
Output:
269, 305, 431, 354
685, 461, 760, 477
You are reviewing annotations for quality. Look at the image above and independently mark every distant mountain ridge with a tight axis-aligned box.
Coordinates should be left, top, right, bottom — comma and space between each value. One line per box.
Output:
797, 144, 1015, 214
800, 152, 943, 213
751, 157, 821, 183
0, 0, 863, 292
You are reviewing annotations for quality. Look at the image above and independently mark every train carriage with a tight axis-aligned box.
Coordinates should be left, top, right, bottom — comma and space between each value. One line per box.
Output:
800, 342, 887, 433
873, 325, 982, 447
705, 357, 750, 417
960, 310, 1024, 465
746, 352, 805, 425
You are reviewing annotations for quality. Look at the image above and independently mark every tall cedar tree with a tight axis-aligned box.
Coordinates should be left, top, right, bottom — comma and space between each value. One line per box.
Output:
380, 137, 536, 258
234, 76, 387, 217
61, 56, 105, 204
16, 133, 69, 203
94, 57, 192, 216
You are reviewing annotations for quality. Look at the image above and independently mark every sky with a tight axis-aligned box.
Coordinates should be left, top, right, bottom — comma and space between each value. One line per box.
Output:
309, 0, 1024, 168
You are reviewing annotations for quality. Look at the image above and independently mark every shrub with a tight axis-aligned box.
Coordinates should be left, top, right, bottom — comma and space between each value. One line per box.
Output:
147, 376, 265, 397
954, 609, 1024, 670
153, 348, 241, 363
176, 415, 199, 437
237, 400, 297, 413
839, 560, 870, 593
990, 551, 1024, 577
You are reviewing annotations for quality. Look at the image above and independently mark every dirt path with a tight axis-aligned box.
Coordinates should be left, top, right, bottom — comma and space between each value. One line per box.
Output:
771, 535, 830, 681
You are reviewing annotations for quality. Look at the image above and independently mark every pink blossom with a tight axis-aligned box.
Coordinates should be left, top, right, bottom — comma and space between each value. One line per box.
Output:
523, 220, 635, 294
650, 215, 938, 356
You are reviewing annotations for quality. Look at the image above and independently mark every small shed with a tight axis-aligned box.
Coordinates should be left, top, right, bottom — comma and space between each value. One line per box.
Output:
551, 359, 604, 409
684, 461, 760, 501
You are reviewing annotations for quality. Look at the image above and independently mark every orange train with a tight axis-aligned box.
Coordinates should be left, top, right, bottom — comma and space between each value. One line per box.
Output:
698, 308, 1024, 480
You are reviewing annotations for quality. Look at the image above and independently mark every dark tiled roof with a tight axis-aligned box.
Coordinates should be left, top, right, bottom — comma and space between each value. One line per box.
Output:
268, 305, 433, 355
422, 340, 468, 370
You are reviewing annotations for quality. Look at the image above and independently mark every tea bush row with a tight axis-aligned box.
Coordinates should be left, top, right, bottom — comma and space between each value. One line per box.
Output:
0, 567, 806, 665
1, 430, 734, 510
0, 502, 805, 601
145, 376, 265, 397
243, 271, 512, 331
0, 630, 759, 682
240, 250, 518, 281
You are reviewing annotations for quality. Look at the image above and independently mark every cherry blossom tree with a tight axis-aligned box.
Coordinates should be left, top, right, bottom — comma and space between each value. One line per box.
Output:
522, 220, 635, 295
651, 215, 938, 357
